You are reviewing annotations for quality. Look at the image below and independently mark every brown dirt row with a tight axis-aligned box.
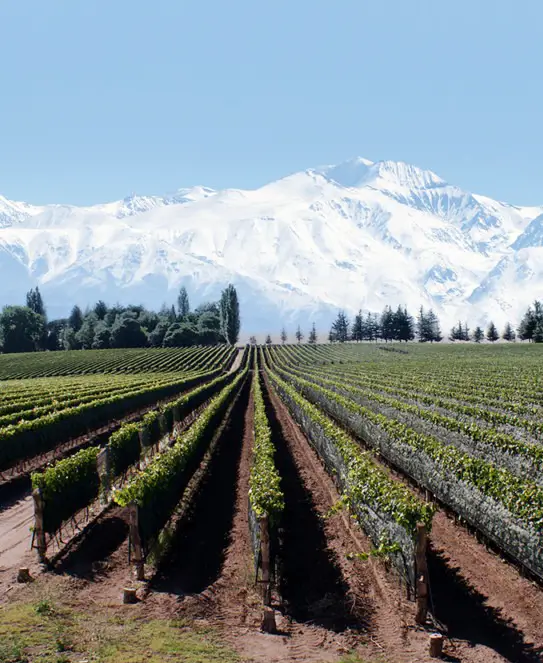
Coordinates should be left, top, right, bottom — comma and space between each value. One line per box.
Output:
0, 390, 224, 600
3, 367, 542, 663
274, 372, 543, 661
0, 379, 218, 494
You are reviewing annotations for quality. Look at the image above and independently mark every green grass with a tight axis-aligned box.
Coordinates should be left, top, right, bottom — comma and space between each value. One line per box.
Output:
0, 599, 240, 663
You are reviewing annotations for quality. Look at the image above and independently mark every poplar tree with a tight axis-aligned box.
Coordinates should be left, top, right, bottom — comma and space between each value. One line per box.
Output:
219, 284, 240, 345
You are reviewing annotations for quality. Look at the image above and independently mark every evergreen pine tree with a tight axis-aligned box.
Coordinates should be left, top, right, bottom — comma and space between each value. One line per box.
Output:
473, 326, 484, 343
308, 323, 317, 344
331, 311, 349, 342
486, 321, 499, 342
502, 322, 516, 342
265, 334, 272, 345
380, 306, 394, 342
428, 309, 442, 342
352, 310, 363, 342
295, 325, 304, 344
280, 327, 287, 344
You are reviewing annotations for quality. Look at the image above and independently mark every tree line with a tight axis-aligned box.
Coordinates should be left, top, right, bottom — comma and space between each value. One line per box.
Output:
259, 300, 543, 344
0, 285, 240, 353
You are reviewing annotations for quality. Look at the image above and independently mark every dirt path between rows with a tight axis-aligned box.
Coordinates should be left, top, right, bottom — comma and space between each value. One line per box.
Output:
0, 494, 37, 599
428, 511, 543, 662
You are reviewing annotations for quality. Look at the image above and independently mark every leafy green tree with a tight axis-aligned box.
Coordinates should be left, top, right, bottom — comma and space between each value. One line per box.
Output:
93, 300, 108, 320
308, 323, 317, 344
163, 322, 199, 347
295, 325, 304, 344
473, 326, 484, 343
0, 306, 46, 353
45, 319, 66, 351
534, 321, 543, 344
149, 320, 170, 347
68, 305, 84, 332
76, 315, 97, 350
502, 322, 516, 342
62, 326, 79, 350
26, 287, 46, 318
110, 315, 147, 348
486, 321, 499, 342
177, 286, 190, 318
220, 284, 240, 345
92, 321, 111, 349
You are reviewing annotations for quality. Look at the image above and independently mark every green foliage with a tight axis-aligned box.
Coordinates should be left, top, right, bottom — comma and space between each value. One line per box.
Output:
219, 284, 240, 345
273, 361, 543, 532
108, 423, 142, 477
110, 314, 148, 348
0, 306, 46, 353
268, 369, 434, 537
248, 362, 284, 520
32, 446, 100, 534
112, 368, 248, 547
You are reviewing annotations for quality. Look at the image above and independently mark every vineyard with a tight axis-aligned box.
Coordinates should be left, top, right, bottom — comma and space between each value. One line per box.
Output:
1, 343, 543, 662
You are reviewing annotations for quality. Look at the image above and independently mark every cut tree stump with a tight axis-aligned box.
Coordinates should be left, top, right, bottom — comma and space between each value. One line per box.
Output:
17, 568, 32, 583
429, 633, 444, 658
261, 607, 277, 634
123, 588, 138, 604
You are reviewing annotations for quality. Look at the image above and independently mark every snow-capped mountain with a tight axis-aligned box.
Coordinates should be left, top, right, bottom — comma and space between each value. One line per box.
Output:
1, 158, 542, 334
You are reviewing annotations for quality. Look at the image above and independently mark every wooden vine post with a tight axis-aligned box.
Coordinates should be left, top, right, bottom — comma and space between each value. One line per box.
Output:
97, 447, 111, 503
259, 516, 272, 606
32, 488, 47, 563
129, 503, 145, 581
415, 522, 429, 625
258, 516, 276, 633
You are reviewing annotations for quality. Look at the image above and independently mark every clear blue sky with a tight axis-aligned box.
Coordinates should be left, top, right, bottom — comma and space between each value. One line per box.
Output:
1, 0, 541, 206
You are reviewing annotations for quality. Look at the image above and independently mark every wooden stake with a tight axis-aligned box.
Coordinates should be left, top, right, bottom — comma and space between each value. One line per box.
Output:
17, 568, 32, 583
129, 503, 145, 581
123, 588, 138, 604
32, 488, 47, 563
415, 523, 428, 624
97, 447, 111, 503
259, 516, 272, 606
429, 633, 444, 658
261, 607, 277, 633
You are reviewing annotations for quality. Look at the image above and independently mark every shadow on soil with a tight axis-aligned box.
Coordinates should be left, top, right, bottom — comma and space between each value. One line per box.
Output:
152, 382, 249, 595
428, 544, 542, 663
262, 381, 364, 633
51, 510, 130, 580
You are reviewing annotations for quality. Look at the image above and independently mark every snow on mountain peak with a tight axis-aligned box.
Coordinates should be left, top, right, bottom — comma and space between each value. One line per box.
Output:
370, 160, 446, 190
0, 157, 542, 332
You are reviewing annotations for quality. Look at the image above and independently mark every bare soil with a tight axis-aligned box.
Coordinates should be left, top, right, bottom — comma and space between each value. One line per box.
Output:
2, 368, 543, 663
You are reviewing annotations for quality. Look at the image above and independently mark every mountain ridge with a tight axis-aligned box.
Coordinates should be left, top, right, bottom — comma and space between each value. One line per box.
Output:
1, 157, 542, 333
